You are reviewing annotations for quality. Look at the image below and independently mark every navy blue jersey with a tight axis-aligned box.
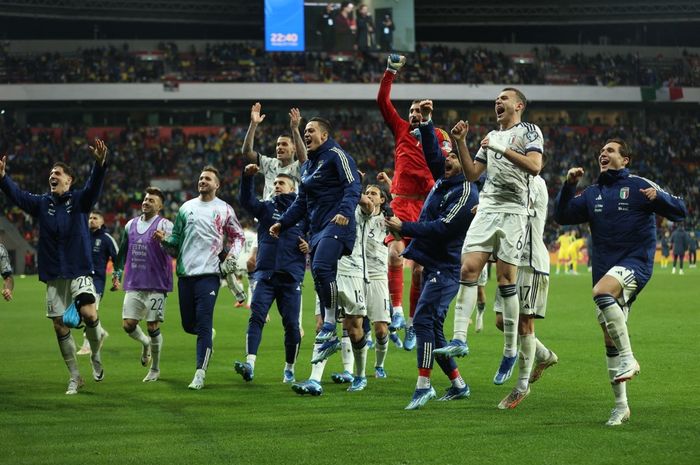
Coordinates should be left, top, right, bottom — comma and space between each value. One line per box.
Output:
240, 174, 307, 283
0, 162, 107, 282
401, 121, 479, 279
555, 168, 686, 296
670, 228, 690, 255
91, 226, 119, 295
279, 138, 361, 255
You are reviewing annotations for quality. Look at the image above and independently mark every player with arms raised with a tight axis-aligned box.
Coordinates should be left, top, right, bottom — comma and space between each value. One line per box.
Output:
377, 54, 451, 350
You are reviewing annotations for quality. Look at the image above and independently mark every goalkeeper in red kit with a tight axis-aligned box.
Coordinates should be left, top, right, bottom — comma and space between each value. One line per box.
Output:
377, 54, 452, 351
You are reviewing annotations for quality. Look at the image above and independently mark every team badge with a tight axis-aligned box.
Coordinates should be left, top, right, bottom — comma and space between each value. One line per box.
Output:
619, 187, 629, 199
526, 130, 538, 142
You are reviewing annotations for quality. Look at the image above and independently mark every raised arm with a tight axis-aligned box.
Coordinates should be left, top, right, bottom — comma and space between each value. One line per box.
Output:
78, 138, 109, 212
451, 121, 486, 182
417, 100, 445, 181
554, 168, 591, 225
241, 102, 265, 163
239, 164, 264, 218
0, 155, 41, 216
377, 54, 406, 133
289, 107, 308, 164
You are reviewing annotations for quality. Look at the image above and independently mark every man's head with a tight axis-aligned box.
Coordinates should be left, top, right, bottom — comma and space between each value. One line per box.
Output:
340, 2, 354, 14
275, 135, 296, 163
364, 184, 387, 209
495, 88, 527, 125
198, 165, 221, 196
444, 151, 462, 178
358, 4, 368, 15
598, 138, 631, 173
49, 162, 73, 195
142, 186, 164, 218
273, 173, 296, 195
408, 99, 429, 128
304, 117, 332, 151
88, 210, 104, 232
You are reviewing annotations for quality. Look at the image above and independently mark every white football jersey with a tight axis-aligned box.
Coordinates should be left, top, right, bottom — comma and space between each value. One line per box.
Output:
258, 153, 301, 201
519, 175, 550, 274
236, 228, 258, 271
337, 206, 387, 280
475, 122, 544, 214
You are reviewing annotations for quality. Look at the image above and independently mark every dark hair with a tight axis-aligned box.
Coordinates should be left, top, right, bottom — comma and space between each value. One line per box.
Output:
605, 138, 632, 165
90, 209, 104, 217
145, 186, 165, 203
365, 183, 393, 217
308, 117, 333, 135
202, 165, 220, 181
502, 87, 527, 110
275, 173, 296, 187
411, 99, 428, 105
51, 162, 73, 178
278, 133, 293, 141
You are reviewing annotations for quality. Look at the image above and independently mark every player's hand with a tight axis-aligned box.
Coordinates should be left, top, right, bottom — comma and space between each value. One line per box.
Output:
471, 204, 479, 215
357, 169, 365, 179
269, 222, 282, 238
451, 121, 469, 141
219, 256, 239, 276
152, 229, 167, 242
639, 187, 658, 201
566, 167, 585, 185
244, 164, 260, 176
298, 236, 310, 254
482, 136, 507, 155
289, 107, 302, 130
2, 288, 12, 301
419, 100, 433, 121
331, 214, 349, 226
250, 102, 266, 125
385, 216, 402, 232
386, 54, 406, 72
376, 171, 392, 187
89, 138, 108, 166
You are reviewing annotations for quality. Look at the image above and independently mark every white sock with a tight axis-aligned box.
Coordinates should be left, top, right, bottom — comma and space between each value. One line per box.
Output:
150, 332, 163, 371
407, 316, 413, 327
340, 331, 353, 373
128, 325, 151, 347
246, 354, 257, 368
453, 282, 478, 342
451, 373, 466, 389
375, 334, 388, 368
500, 285, 519, 357
285, 362, 295, 372
517, 333, 536, 392
58, 332, 80, 378
323, 308, 336, 326
352, 338, 368, 378
85, 320, 104, 362
392, 305, 404, 316
606, 350, 628, 408
309, 344, 328, 382
416, 375, 431, 389
596, 295, 633, 358
534, 337, 550, 362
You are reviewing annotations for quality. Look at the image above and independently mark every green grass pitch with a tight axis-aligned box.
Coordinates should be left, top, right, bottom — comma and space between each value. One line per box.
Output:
1, 267, 698, 465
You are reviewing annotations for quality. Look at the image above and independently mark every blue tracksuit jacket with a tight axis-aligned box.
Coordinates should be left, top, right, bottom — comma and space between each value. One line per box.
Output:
401, 121, 479, 280
91, 226, 119, 295
240, 174, 307, 283
278, 138, 361, 255
0, 162, 107, 283
554, 168, 687, 296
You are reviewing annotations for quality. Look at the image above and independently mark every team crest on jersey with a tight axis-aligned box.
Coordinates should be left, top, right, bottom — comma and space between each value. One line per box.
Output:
526, 130, 538, 142
619, 187, 629, 199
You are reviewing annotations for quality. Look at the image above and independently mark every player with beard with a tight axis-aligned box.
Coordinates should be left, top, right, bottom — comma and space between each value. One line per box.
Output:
377, 54, 452, 351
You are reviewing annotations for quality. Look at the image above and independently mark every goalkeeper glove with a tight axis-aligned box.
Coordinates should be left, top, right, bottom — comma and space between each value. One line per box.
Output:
219, 256, 239, 277
386, 54, 406, 73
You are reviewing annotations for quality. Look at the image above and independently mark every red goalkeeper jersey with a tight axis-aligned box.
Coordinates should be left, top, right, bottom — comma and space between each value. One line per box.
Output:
377, 70, 451, 198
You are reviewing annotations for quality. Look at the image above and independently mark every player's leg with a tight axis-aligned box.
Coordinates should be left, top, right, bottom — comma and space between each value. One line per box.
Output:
310, 238, 344, 331
679, 252, 685, 274
187, 275, 219, 390
144, 293, 165, 381
71, 276, 105, 382
600, 320, 630, 426
475, 265, 488, 333
277, 279, 302, 384
292, 295, 326, 396
387, 237, 406, 329
405, 260, 422, 349
235, 278, 274, 382
48, 280, 83, 393
672, 253, 678, 273
527, 274, 557, 384
246, 248, 257, 308
593, 268, 639, 384
344, 315, 368, 391
367, 279, 391, 378
122, 292, 151, 368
